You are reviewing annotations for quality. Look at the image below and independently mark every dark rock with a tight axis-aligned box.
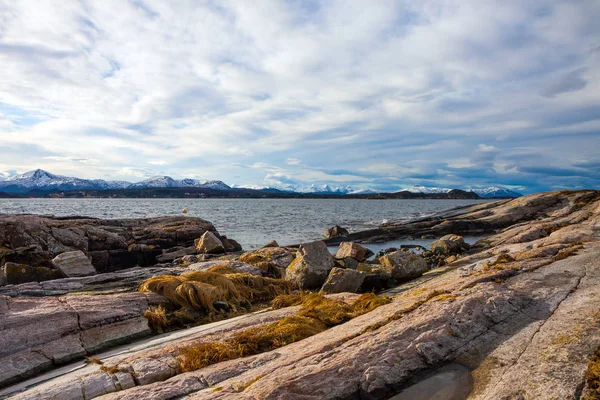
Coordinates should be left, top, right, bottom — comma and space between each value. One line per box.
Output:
1, 262, 64, 285
323, 225, 349, 239
213, 301, 231, 312
262, 240, 280, 248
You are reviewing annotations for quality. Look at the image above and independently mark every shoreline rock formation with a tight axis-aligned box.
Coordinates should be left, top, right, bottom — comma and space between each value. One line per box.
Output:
1, 189, 599, 399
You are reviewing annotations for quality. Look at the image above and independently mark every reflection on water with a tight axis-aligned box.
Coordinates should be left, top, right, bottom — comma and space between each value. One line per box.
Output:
389, 363, 473, 400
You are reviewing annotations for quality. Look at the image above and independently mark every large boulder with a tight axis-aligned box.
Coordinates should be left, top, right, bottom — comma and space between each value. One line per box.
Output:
195, 231, 225, 254
320, 268, 366, 294
378, 251, 428, 280
335, 242, 373, 262
323, 225, 349, 239
52, 251, 97, 277
0, 262, 64, 285
285, 241, 335, 289
430, 234, 469, 256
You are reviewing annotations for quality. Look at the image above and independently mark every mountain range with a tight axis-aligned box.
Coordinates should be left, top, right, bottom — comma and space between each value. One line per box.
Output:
0, 169, 523, 198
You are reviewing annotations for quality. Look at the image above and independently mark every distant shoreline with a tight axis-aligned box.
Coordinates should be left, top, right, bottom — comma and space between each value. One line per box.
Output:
0, 187, 515, 200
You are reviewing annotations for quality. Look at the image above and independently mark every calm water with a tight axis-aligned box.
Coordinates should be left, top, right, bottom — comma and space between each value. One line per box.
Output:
0, 198, 488, 249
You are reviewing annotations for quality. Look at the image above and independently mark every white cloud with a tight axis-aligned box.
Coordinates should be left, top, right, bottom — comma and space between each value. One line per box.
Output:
285, 158, 301, 165
0, 0, 598, 192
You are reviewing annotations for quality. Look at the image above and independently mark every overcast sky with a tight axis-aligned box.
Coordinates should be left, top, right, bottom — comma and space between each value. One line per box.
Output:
0, 0, 599, 193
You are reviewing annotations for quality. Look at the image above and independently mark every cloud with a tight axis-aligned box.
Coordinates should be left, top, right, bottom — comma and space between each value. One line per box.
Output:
541, 68, 588, 98
0, 0, 598, 193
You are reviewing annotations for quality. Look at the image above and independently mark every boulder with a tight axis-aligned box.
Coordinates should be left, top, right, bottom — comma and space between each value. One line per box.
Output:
430, 234, 469, 256
335, 242, 373, 262
339, 257, 359, 269
323, 225, 349, 239
220, 236, 243, 252
378, 251, 429, 280
262, 240, 280, 248
52, 251, 97, 277
375, 247, 398, 258
320, 268, 366, 294
195, 231, 225, 254
285, 241, 335, 289
1, 262, 63, 285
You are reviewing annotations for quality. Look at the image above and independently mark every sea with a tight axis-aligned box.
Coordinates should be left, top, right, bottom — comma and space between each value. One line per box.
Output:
0, 198, 490, 252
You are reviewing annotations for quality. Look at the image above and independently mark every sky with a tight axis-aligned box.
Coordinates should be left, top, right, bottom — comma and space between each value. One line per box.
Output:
0, 0, 599, 194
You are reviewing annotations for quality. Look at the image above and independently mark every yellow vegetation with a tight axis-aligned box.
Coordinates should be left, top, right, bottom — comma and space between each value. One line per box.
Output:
140, 271, 292, 312
584, 346, 600, 399
271, 293, 304, 309
177, 293, 390, 372
554, 246, 582, 261
144, 305, 169, 333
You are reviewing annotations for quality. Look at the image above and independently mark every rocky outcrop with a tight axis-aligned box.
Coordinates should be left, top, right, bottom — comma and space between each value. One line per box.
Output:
285, 241, 335, 289
52, 251, 97, 277
320, 267, 365, 294
3, 190, 600, 400
0, 292, 167, 387
0, 214, 225, 273
323, 225, 349, 239
335, 242, 373, 262
194, 231, 225, 254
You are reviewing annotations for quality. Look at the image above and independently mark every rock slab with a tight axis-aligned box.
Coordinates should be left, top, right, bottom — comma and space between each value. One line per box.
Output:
52, 251, 97, 277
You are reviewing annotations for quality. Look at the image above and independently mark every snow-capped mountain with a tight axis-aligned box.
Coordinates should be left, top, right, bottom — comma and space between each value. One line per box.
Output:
0, 170, 231, 193
268, 183, 365, 194
0, 169, 131, 193
404, 185, 522, 198
470, 187, 523, 198
404, 185, 452, 194
129, 177, 231, 190
128, 176, 180, 189
231, 184, 269, 190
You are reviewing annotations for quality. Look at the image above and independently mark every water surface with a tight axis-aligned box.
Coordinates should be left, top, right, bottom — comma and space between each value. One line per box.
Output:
0, 198, 488, 249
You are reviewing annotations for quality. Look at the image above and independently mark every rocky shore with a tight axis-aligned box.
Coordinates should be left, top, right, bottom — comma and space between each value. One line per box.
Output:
1, 190, 599, 399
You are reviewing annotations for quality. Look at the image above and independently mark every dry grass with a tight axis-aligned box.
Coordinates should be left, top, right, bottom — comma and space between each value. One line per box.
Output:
100, 365, 122, 374
144, 305, 169, 333
584, 346, 600, 399
140, 271, 292, 312
177, 293, 390, 372
271, 293, 304, 309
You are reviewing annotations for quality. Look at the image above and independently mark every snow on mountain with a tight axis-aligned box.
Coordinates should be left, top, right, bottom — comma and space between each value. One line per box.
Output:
0, 169, 133, 193
404, 185, 452, 194
128, 176, 180, 189
470, 187, 523, 198
126, 176, 231, 190
348, 188, 378, 195
0, 170, 232, 193
231, 184, 269, 190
